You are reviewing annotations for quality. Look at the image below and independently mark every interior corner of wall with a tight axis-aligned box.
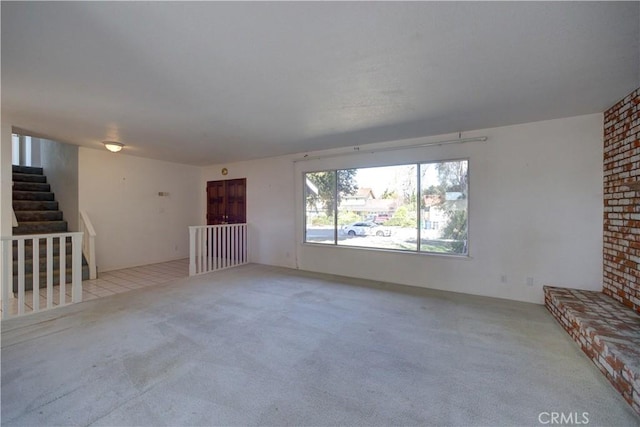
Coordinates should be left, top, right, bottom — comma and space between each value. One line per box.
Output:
1, 121, 15, 235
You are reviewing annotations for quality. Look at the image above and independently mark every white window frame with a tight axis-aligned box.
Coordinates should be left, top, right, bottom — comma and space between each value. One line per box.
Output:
303, 158, 470, 257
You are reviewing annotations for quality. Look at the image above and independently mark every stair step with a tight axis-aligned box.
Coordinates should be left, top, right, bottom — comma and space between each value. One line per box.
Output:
13, 200, 59, 211
12, 253, 84, 273
12, 239, 74, 258
12, 265, 90, 292
13, 182, 51, 192
12, 172, 47, 183
12, 165, 43, 175
14, 211, 63, 222
12, 191, 55, 201
10, 167, 90, 289
13, 221, 68, 235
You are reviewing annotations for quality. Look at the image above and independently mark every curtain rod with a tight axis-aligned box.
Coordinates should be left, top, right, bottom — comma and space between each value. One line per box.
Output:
293, 136, 488, 163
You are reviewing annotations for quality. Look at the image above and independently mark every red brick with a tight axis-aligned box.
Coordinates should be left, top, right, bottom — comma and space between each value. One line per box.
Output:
604, 87, 640, 315
543, 286, 640, 417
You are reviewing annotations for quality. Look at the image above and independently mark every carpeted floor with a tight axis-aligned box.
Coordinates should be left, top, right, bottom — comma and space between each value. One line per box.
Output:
2, 263, 638, 426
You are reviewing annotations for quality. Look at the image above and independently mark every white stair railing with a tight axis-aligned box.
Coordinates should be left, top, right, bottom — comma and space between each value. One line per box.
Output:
79, 210, 97, 279
189, 224, 248, 276
1, 232, 83, 319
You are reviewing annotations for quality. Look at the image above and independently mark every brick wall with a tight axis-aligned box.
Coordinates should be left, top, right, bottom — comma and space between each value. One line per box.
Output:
603, 88, 640, 314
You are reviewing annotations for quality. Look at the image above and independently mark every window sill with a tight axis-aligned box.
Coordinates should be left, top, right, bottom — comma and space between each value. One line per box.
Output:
301, 241, 472, 260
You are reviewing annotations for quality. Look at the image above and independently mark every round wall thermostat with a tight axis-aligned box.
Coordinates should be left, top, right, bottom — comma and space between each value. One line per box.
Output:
221, 168, 228, 176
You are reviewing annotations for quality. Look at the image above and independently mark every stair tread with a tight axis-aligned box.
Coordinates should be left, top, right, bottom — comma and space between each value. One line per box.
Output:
12, 172, 47, 183
13, 253, 84, 260
12, 186, 49, 190
14, 211, 64, 221
12, 165, 44, 175
13, 221, 69, 235
16, 266, 88, 275
13, 209, 62, 213
13, 239, 73, 245
13, 220, 67, 225
14, 211, 63, 214
12, 265, 91, 291
13, 191, 55, 201
14, 212, 63, 215
13, 256, 89, 271
14, 267, 89, 280
12, 242, 86, 263
13, 200, 59, 209
13, 182, 51, 191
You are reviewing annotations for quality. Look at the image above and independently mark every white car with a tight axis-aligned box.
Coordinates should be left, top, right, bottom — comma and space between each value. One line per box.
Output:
342, 221, 391, 237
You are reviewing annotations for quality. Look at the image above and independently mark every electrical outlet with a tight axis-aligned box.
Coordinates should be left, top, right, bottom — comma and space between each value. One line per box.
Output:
526, 277, 534, 286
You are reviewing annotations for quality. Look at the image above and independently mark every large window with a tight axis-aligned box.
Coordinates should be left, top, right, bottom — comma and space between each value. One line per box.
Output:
304, 159, 468, 255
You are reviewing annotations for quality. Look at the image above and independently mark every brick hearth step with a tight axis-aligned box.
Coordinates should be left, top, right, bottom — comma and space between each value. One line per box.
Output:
544, 286, 640, 416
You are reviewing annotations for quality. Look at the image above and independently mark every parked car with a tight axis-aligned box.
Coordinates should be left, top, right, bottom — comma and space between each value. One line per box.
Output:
342, 221, 391, 237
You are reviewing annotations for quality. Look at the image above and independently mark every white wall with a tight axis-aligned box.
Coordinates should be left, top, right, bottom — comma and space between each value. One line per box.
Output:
201, 156, 297, 268
25, 136, 41, 167
38, 138, 79, 231
0, 120, 13, 236
79, 148, 201, 272
203, 113, 604, 304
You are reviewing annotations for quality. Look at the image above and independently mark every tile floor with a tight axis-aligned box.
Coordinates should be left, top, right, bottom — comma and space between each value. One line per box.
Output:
2, 259, 189, 317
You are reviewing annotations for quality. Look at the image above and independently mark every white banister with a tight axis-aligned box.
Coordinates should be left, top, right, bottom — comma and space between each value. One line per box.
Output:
79, 210, 97, 279
17, 239, 25, 315
188, 224, 248, 276
71, 233, 82, 303
60, 236, 66, 306
46, 236, 53, 309
1, 239, 11, 315
189, 227, 196, 276
32, 238, 39, 312
0, 232, 83, 319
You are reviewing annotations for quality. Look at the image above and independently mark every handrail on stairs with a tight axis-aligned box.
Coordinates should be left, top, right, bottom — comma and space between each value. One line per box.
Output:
12, 207, 18, 227
79, 210, 97, 280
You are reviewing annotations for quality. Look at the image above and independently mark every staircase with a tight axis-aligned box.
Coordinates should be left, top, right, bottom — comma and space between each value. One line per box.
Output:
12, 165, 89, 292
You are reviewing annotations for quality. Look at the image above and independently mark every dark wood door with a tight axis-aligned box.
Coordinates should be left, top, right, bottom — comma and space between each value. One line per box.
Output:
206, 180, 226, 225
225, 179, 246, 224
207, 178, 246, 225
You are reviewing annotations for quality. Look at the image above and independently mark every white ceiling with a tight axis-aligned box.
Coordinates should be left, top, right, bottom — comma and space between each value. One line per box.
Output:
2, 2, 638, 166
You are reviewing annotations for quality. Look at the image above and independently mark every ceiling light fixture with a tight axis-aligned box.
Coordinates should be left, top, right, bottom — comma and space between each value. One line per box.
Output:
103, 141, 124, 153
